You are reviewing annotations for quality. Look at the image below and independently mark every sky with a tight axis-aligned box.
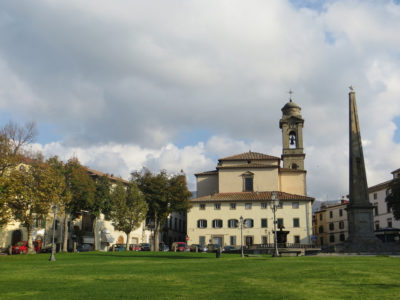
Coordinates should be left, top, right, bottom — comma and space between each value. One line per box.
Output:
0, 0, 399, 201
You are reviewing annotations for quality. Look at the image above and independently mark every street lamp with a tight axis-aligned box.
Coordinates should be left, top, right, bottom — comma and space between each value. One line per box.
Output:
239, 216, 244, 258
270, 192, 280, 257
49, 204, 58, 262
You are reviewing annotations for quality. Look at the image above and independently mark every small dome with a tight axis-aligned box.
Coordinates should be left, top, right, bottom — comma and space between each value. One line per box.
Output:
281, 100, 302, 117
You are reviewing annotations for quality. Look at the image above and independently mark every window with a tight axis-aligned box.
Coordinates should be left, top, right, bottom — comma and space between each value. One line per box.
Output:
387, 202, 391, 213
329, 223, 334, 231
329, 235, 335, 243
319, 214, 322, 221
320, 237, 324, 246
228, 219, 238, 228
373, 193, 377, 200
230, 203, 236, 210
292, 202, 299, 209
197, 219, 207, 228
329, 211, 333, 218
199, 236, 205, 246
278, 202, 283, 209
212, 219, 223, 228
375, 221, 380, 231
339, 209, 343, 217
374, 203, 379, 216
387, 218, 393, 228
318, 226, 324, 233
230, 236, 236, 245
340, 234, 345, 241
214, 203, 221, 210
244, 177, 253, 192
339, 221, 344, 229
262, 236, 268, 244
277, 218, 284, 228
261, 203, 267, 209
179, 219, 182, 232
261, 218, 268, 228
244, 219, 254, 228
174, 218, 177, 230
294, 236, 300, 244
386, 188, 391, 196
293, 218, 300, 228
169, 218, 172, 228
245, 203, 252, 210
200, 204, 206, 210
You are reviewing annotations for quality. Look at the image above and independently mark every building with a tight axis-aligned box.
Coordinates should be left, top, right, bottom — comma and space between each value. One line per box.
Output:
187, 99, 314, 248
313, 199, 349, 248
368, 168, 400, 243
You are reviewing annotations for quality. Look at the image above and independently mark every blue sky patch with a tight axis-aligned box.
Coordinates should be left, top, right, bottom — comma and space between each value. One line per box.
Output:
174, 128, 213, 148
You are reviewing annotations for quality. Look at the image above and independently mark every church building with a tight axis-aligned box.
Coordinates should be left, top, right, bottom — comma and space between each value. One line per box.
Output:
187, 99, 314, 248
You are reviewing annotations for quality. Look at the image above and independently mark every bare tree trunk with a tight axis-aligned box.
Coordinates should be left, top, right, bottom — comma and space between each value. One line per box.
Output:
27, 223, 35, 254
62, 213, 69, 252
92, 216, 98, 250
153, 220, 160, 251
126, 232, 130, 250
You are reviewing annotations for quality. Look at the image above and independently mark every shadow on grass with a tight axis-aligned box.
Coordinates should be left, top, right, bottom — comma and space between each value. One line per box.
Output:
88, 252, 210, 259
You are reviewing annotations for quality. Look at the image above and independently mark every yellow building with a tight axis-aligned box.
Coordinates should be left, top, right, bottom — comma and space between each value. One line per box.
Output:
187, 100, 314, 248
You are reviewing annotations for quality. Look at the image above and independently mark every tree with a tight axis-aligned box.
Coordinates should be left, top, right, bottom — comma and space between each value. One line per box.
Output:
47, 156, 72, 252
0, 121, 37, 227
91, 175, 112, 250
131, 169, 192, 251
6, 161, 65, 253
386, 176, 400, 220
65, 158, 96, 218
109, 182, 148, 249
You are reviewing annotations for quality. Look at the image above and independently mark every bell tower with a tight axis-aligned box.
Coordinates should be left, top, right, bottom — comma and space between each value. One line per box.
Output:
279, 96, 305, 170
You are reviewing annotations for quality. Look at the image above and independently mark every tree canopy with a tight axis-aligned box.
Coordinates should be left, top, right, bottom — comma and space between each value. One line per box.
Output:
132, 168, 192, 251
386, 176, 400, 220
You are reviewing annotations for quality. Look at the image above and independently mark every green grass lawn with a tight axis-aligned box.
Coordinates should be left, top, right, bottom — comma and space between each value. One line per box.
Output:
1, 252, 400, 299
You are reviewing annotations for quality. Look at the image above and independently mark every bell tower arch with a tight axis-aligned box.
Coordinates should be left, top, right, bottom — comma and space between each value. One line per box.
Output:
279, 97, 305, 170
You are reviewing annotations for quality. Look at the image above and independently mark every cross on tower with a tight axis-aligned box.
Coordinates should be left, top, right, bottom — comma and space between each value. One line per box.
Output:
288, 90, 293, 102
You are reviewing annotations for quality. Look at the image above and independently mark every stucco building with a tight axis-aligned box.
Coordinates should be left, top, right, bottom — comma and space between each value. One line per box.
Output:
187, 99, 314, 248
313, 199, 349, 248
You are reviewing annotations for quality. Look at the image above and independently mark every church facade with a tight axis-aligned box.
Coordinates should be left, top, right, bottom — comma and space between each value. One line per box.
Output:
187, 100, 314, 247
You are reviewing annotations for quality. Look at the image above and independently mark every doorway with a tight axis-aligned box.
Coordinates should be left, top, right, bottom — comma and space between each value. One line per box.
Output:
11, 230, 22, 246
245, 236, 253, 246
212, 236, 223, 246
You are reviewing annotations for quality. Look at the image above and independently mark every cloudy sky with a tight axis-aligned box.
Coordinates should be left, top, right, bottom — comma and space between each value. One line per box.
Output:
1, 0, 399, 201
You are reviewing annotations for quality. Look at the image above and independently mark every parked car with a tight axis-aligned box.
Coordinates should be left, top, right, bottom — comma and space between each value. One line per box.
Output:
207, 244, 222, 253
140, 243, 151, 251
223, 246, 238, 253
129, 244, 141, 251
171, 242, 188, 252
40, 244, 54, 253
12, 241, 40, 254
190, 244, 207, 252
114, 244, 126, 251
159, 243, 170, 252
76, 244, 93, 252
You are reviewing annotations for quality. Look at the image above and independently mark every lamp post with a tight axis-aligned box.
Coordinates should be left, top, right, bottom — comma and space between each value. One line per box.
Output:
270, 192, 280, 257
49, 204, 58, 262
239, 216, 244, 258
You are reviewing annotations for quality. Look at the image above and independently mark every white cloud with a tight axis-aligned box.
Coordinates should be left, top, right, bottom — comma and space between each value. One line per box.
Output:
1, 0, 400, 200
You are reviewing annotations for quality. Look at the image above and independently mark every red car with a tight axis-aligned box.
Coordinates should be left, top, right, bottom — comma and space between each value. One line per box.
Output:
172, 242, 188, 252
12, 241, 40, 254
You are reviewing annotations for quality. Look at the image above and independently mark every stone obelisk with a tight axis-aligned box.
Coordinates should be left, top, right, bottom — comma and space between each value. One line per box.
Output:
344, 88, 381, 252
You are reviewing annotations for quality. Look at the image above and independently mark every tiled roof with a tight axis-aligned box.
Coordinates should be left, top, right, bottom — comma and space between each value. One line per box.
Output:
85, 167, 129, 184
368, 179, 392, 193
391, 168, 400, 174
191, 191, 314, 202
194, 170, 218, 176
219, 151, 280, 161
217, 163, 278, 169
